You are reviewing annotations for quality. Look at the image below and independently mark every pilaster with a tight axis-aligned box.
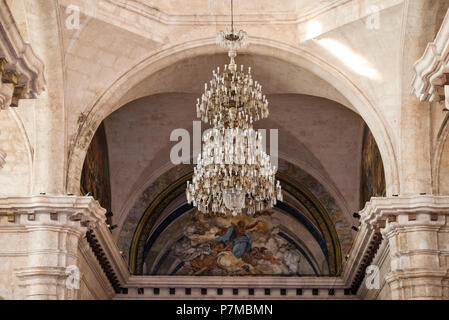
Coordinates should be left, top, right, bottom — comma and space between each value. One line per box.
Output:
0, 195, 105, 300
360, 195, 449, 299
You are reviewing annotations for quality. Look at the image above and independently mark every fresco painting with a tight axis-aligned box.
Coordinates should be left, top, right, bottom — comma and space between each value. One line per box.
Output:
162, 210, 304, 276
81, 122, 112, 211
360, 124, 386, 209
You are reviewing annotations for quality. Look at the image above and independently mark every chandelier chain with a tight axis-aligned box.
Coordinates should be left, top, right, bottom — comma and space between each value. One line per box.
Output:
187, 0, 282, 216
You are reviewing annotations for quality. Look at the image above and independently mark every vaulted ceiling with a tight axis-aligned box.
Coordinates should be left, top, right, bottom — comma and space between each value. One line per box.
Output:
71, 0, 391, 277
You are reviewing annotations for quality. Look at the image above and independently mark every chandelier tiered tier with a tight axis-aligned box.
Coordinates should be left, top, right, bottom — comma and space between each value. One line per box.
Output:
186, 0, 282, 216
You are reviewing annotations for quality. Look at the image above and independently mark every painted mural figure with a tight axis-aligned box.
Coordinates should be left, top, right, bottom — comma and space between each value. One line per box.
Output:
215, 220, 257, 258
165, 211, 306, 276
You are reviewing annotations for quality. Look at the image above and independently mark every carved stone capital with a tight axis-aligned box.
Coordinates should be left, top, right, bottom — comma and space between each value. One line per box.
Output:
0, 195, 106, 299
360, 195, 449, 228
360, 195, 449, 299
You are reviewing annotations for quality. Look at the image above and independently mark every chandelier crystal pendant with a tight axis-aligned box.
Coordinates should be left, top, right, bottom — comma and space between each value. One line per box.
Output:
197, 2, 267, 130
186, 0, 282, 216
186, 127, 282, 216
196, 61, 269, 129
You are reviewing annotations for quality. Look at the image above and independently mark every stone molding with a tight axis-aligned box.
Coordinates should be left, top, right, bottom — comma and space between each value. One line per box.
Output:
62, 0, 345, 25
360, 195, 449, 227
62, 0, 400, 26
115, 276, 355, 300
0, 0, 46, 109
78, 239, 116, 299
0, 195, 132, 299
0, 196, 110, 299
86, 223, 130, 292
412, 8, 449, 110
357, 195, 449, 299
356, 237, 390, 299
0, 195, 105, 220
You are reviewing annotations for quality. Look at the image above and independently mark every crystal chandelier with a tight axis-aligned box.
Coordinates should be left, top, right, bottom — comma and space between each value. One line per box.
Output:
196, 1, 267, 130
196, 63, 269, 129
186, 0, 282, 216
186, 128, 282, 216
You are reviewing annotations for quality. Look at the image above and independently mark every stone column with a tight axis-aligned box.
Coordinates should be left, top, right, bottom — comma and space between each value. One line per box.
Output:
0, 196, 105, 300
384, 214, 449, 299
21, 0, 65, 195
361, 196, 449, 300
399, 0, 447, 195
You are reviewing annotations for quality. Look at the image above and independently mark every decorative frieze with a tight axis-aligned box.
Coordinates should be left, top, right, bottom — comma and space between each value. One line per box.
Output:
0, 1, 46, 110
412, 9, 449, 110
115, 276, 354, 300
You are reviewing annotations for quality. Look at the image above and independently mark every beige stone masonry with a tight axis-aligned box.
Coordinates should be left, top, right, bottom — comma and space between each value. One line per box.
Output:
360, 195, 449, 299
0, 145, 5, 168
0, 195, 106, 300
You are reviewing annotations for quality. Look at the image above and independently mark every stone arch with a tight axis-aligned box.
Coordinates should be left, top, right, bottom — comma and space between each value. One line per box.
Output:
110, 106, 354, 241
66, 37, 399, 197
118, 159, 351, 276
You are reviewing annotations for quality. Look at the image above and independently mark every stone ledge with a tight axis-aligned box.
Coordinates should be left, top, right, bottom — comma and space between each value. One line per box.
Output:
346, 195, 449, 297
361, 195, 449, 228
0, 195, 105, 220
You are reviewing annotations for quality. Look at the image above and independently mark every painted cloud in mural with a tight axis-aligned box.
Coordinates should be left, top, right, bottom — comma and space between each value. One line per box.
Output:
163, 211, 303, 276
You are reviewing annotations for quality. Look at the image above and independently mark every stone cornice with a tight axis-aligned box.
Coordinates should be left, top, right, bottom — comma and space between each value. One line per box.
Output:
357, 238, 390, 299
344, 195, 449, 296
0, 195, 106, 232
89, 220, 130, 287
342, 219, 377, 282
0, 195, 104, 214
59, 0, 401, 44
79, 239, 116, 298
106, 0, 400, 25
360, 195, 449, 228
125, 275, 346, 288
0, 0, 46, 108
64, 0, 343, 25
412, 8, 449, 109
0, 195, 130, 296
117, 275, 356, 299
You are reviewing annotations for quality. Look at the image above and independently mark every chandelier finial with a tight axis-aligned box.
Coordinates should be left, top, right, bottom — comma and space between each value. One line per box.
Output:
187, 0, 282, 217
216, 0, 248, 63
